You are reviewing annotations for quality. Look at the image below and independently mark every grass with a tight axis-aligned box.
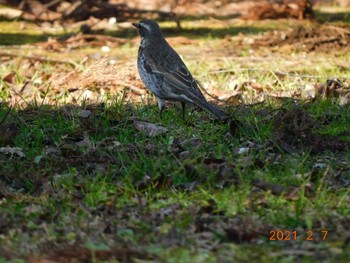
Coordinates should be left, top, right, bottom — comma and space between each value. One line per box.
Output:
0, 8, 350, 262
0, 98, 349, 262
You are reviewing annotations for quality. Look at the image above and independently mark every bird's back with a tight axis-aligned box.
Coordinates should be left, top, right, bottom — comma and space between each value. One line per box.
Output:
143, 37, 207, 102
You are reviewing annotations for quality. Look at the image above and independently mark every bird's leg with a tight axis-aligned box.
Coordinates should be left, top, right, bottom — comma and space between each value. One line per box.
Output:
181, 102, 186, 120
157, 98, 166, 119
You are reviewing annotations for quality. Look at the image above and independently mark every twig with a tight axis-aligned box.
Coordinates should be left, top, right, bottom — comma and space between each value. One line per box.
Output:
10, 82, 30, 108
44, 0, 63, 9
323, 25, 350, 36
195, 79, 224, 103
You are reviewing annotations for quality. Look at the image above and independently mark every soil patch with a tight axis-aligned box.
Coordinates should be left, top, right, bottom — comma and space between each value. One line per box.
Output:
272, 105, 349, 154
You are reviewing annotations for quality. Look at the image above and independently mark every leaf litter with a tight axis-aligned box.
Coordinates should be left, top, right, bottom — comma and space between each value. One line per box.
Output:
252, 24, 350, 52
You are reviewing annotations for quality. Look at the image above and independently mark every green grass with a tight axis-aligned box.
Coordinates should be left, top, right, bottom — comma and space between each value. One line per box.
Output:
0, 98, 349, 262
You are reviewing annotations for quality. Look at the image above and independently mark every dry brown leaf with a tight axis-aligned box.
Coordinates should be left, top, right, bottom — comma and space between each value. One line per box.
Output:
225, 93, 242, 106
2, 71, 16, 84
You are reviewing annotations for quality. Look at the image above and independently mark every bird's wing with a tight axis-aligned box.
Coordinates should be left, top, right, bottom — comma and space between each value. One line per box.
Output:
145, 49, 206, 102
142, 46, 226, 120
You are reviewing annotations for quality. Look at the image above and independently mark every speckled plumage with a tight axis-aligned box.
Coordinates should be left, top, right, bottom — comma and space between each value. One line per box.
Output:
133, 19, 226, 120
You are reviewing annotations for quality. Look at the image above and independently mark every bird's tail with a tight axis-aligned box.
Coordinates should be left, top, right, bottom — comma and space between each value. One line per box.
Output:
194, 99, 228, 121
193, 79, 228, 121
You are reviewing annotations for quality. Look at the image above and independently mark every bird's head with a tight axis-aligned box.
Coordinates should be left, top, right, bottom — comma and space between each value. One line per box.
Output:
132, 19, 163, 40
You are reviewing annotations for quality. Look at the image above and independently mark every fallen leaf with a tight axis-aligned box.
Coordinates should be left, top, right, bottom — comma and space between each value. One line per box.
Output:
0, 147, 25, 157
34, 155, 43, 164
252, 178, 287, 195
225, 93, 242, 106
43, 146, 61, 156
134, 120, 168, 137
339, 96, 350, 106
234, 147, 250, 155
2, 71, 16, 83
75, 134, 93, 149
216, 163, 240, 187
301, 84, 316, 100
61, 105, 91, 118
181, 138, 202, 148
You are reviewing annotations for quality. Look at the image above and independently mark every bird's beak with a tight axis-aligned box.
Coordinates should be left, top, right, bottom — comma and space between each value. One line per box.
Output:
132, 22, 139, 29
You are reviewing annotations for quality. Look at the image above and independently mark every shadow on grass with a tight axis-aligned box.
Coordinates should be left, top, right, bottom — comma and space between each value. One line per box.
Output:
109, 25, 274, 40
0, 25, 273, 46
0, 32, 52, 45
0, 13, 275, 46
1, 10, 350, 45
314, 10, 350, 24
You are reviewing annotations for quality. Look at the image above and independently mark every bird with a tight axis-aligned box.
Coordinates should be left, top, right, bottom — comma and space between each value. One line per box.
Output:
132, 19, 227, 121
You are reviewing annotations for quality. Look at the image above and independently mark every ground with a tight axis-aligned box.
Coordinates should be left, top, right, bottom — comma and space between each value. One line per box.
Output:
0, 4, 350, 263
